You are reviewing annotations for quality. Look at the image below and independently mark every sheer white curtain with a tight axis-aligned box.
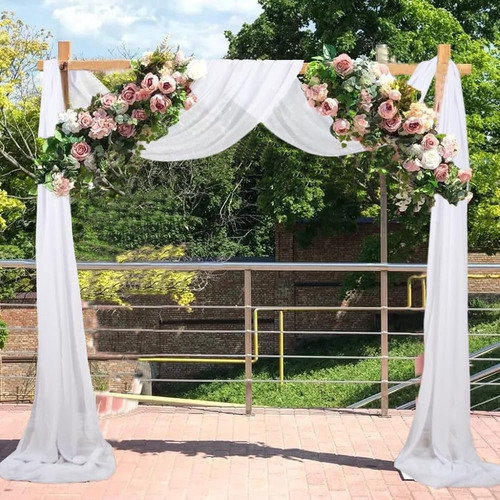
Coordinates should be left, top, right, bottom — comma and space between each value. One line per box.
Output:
0, 60, 116, 483
394, 60, 500, 488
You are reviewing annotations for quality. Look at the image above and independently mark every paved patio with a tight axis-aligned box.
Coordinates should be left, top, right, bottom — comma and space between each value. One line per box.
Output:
0, 405, 499, 500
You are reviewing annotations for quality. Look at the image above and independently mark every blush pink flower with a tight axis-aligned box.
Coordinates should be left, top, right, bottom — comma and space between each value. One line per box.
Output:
388, 89, 401, 101
332, 118, 350, 135
174, 50, 186, 64
353, 114, 369, 136
70, 141, 91, 161
378, 63, 390, 75
360, 89, 372, 112
101, 93, 117, 109
141, 72, 159, 93
319, 98, 338, 116
439, 135, 459, 160
121, 83, 139, 104
402, 116, 425, 134
135, 88, 152, 101
53, 173, 74, 197
332, 53, 354, 77
309, 83, 328, 102
434, 163, 449, 182
150, 94, 171, 114
117, 123, 136, 138
422, 133, 439, 150
378, 100, 397, 119
184, 94, 198, 110
89, 114, 116, 140
383, 114, 402, 133
131, 109, 148, 121
77, 111, 93, 129
403, 159, 422, 172
158, 76, 177, 94
172, 71, 188, 86
458, 168, 472, 183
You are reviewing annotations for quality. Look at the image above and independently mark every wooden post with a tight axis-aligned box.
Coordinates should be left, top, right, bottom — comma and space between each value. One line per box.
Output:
58, 40, 71, 110
434, 44, 451, 123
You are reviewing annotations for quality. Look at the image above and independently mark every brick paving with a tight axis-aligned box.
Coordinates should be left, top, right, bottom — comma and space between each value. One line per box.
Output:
0, 405, 499, 500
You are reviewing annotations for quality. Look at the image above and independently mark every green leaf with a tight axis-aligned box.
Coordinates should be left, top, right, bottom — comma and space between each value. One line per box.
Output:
323, 44, 337, 61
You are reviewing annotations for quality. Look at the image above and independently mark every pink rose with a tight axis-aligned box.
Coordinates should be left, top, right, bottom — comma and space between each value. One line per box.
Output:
150, 94, 171, 114
319, 98, 338, 116
135, 88, 152, 101
307, 99, 316, 108
141, 73, 159, 93
388, 89, 401, 101
121, 83, 139, 104
53, 173, 74, 197
422, 133, 439, 150
101, 93, 117, 109
93, 108, 107, 119
458, 168, 472, 183
77, 111, 92, 129
158, 76, 177, 94
131, 108, 148, 121
378, 100, 397, 120
403, 116, 425, 135
353, 114, 369, 135
360, 89, 372, 112
117, 123, 136, 138
310, 83, 328, 102
71, 141, 91, 161
403, 159, 422, 172
184, 94, 198, 110
434, 163, 449, 182
332, 53, 354, 77
383, 114, 402, 133
172, 71, 188, 86
332, 118, 350, 135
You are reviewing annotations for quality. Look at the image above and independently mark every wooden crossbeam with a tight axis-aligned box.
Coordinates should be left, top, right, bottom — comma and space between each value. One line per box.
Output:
38, 41, 471, 113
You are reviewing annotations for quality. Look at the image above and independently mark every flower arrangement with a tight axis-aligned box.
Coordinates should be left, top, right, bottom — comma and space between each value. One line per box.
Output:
300, 45, 472, 212
37, 39, 206, 196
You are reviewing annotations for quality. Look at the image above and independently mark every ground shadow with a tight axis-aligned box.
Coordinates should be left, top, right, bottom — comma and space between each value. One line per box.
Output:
0, 439, 397, 472
109, 439, 397, 471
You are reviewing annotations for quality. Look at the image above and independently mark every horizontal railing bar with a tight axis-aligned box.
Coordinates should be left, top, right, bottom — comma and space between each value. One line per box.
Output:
471, 394, 500, 409
2, 326, 498, 337
2, 259, 500, 273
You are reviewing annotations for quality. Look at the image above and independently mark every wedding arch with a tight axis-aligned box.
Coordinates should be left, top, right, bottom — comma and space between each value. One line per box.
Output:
0, 40, 499, 488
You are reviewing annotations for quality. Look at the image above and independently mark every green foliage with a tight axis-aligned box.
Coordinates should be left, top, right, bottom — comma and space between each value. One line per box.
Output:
0, 318, 7, 350
170, 306, 500, 409
227, 0, 500, 254
79, 245, 196, 307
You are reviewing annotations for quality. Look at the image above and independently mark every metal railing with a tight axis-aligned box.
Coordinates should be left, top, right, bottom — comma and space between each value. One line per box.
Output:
1, 259, 500, 415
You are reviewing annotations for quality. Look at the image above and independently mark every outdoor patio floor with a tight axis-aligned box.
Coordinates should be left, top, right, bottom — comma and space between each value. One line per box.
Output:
0, 405, 499, 500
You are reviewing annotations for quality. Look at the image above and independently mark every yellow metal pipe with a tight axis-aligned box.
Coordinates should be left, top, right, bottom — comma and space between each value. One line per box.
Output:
139, 316, 259, 365
279, 311, 285, 386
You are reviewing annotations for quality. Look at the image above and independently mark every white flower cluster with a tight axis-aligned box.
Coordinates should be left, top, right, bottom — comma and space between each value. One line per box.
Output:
58, 109, 81, 135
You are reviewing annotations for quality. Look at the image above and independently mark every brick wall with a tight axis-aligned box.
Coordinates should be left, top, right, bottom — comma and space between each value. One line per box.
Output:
1, 219, 498, 399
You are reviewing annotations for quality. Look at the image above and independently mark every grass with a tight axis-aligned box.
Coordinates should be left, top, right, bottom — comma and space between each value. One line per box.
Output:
165, 301, 500, 410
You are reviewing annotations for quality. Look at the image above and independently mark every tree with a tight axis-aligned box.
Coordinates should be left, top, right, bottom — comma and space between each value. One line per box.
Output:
226, 0, 500, 255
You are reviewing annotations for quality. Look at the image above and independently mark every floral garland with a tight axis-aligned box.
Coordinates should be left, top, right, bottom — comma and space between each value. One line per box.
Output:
300, 46, 472, 212
37, 40, 206, 196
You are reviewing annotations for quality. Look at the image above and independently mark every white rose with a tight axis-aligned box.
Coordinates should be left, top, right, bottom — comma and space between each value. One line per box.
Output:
186, 60, 207, 80
421, 149, 441, 170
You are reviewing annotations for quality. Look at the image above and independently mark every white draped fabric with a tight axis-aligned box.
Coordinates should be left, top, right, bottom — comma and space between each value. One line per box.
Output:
0, 60, 116, 483
394, 60, 500, 487
1, 57, 498, 488
141, 60, 365, 161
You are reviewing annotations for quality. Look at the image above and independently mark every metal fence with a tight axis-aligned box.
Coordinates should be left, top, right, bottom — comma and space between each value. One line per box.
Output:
1, 259, 500, 415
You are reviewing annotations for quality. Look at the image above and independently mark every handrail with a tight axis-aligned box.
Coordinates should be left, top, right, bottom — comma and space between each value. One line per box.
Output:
1, 259, 500, 273
348, 342, 500, 409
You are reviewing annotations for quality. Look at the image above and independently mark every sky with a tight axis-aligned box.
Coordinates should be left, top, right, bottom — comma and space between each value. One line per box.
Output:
3, 0, 263, 59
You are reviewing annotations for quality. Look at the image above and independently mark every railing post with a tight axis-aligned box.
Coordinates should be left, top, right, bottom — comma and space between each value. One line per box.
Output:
279, 311, 285, 386
380, 173, 390, 417
244, 269, 253, 415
